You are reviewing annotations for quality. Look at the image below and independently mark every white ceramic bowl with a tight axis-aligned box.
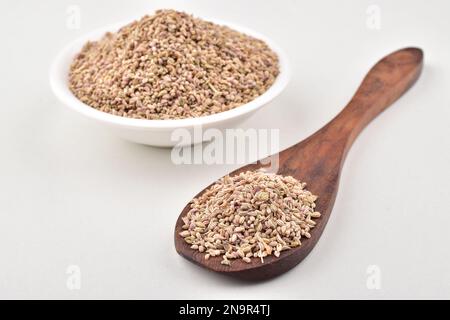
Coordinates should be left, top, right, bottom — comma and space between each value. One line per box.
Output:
50, 18, 290, 147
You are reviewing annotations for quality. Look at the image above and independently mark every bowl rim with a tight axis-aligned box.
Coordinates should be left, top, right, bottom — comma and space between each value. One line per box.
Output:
49, 17, 290, 130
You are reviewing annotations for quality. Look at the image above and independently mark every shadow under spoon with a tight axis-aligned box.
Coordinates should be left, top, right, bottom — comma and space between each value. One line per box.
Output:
174, 47, 424, 281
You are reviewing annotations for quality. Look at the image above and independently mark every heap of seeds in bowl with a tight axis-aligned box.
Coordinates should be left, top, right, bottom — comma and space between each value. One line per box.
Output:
69, 9, 279, 120
179, 170, 321, 266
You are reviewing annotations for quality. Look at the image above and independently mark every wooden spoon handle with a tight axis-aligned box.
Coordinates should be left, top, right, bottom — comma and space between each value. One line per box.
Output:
323, 47, 423, 156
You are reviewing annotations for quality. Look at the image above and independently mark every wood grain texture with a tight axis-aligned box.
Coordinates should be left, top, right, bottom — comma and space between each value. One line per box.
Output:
174, 47, 424, 281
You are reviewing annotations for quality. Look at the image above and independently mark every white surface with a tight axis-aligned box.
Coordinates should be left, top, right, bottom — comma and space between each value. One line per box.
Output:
49, 19, 290, 147
1, 0, 449, 299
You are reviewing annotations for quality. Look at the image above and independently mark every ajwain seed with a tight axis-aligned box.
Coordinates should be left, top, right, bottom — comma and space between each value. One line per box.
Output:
68, 10, 279, 120
179, 170, 320, 266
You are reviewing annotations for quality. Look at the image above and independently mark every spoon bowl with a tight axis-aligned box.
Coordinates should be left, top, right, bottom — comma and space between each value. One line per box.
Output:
175, 47, 424, 280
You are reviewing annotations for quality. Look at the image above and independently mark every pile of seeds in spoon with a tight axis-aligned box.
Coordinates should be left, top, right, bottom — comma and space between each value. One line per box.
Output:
179, 170, 321, 266
69, 9, 280, 120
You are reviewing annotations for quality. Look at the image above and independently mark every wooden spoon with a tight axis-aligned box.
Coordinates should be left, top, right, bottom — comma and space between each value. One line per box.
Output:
174, 47, 423, 281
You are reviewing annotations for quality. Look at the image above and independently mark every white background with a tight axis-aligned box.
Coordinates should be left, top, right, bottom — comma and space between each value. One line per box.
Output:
1, 0, 449, 299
